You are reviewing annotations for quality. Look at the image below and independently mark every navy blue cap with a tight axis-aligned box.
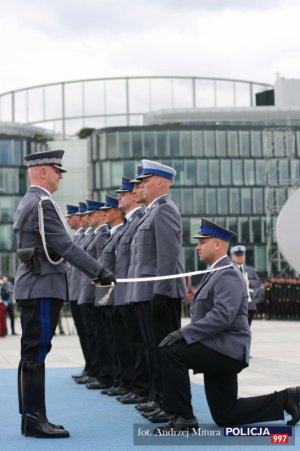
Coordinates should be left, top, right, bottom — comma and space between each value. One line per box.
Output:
76, 202, 88, 215
129, 165, 143, 183
24, 149, 67, 173
65, 204, 79, 217
100, 195, 119, 210
231, 245, 246, 255
137, 159, 176, 181
193, 218, 236, 242
86, 200, 105, 213
115, 177, 134, 193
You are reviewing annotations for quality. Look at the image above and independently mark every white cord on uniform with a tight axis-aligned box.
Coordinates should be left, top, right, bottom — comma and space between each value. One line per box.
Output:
38, 196, 68, 265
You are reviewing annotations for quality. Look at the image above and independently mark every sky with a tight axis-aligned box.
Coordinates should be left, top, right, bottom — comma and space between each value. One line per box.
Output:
1, 0, 300, 93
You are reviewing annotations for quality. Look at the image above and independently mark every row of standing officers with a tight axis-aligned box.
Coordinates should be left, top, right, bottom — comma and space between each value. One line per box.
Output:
67, 158, 186, 427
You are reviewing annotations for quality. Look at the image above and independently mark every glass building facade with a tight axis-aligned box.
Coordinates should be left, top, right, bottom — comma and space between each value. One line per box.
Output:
0, 135, 47, 278
89, 124, 300, 276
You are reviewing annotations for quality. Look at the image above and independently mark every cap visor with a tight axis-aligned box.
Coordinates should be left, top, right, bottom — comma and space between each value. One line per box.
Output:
53, 164, 67, 173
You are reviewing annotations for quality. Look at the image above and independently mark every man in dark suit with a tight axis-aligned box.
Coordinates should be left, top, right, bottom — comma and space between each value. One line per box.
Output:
155, 218, 300, 433
13, 150, 115, 439
230, 245, 262, 326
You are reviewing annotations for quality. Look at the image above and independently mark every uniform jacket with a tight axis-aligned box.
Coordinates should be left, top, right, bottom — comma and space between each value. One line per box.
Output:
242, 264, 262, 311
114, 208, 143, 305
95, 224, 124, 306
13, 186, 103, 301
128, 195, 186, 303
181, 256, 251, 365
78, 225, 110, 305
68, 228, 85, 301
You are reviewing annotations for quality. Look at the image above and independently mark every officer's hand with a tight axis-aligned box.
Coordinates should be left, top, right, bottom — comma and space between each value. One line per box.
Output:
95, 268, 117, 286
158, 330, 183, 348
151, 293, 166, 317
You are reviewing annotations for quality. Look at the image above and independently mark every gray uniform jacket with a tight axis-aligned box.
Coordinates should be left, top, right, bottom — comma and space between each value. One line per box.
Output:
95, 224, 124, 306
181, 256, 251, 365
68, 228, 85, 301
13, 186, 103, 300
243, 264, 262, 311
114, 208, 144, 306
78, 225, 110, 305
128, 195, 186, 303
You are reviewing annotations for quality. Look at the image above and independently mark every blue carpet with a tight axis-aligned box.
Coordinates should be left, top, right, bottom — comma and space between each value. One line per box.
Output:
0, 367, 297, 450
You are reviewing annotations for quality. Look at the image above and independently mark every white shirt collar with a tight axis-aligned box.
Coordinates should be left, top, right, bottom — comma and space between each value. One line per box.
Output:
74, 227, 83, 236
110, 223, 123, 235
94, 223, 108, 234
30, 185, 52, 197
145, 194, 167, 212
209, 255, 228, 269
125, 207, 141, 221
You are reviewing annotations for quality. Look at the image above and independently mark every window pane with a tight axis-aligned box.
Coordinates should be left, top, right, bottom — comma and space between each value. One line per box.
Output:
182, 189, 193, 214
204, 131, 215, 156
144, 132, 155, 156
119, 132, 131, 158
197, 161, 208, 185
169, 131, 180, 157
230, 189, 240, 214
0, 140, 12, 164
132, 132, 143, 157
186, 160, 196, 185
244, 160, 255, 186
107, 133, 118, 158
170, 188, 181, 210
256, 160, 265, 185
279, 160, 289, 183
240, 131, 250, 157
206, 189, 217, 214
101, 161, 111, 188
192, 131, 204, 157
218, 189, 228, 214
253, 188, 264, 214
194, 188, 205, 214
221, 160, 231, 185
251, 131, 262, 157
111, 162, 123, 186
157, 131, 167, 156
251, 218, 262, 242
209, 160, 219, 185
228, 131, 238, 157
239, 218, 249, 242
241, 188, 252, 214
216, 131, 227, 156
173, 160, 185, 184
181, 131, 192, 156
232, 160, 243, 185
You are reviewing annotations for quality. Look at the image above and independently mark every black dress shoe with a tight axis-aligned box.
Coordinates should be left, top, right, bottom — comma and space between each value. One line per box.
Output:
24, 413, 70, 438
119, 393, 148, 404
154, 415, 198, 434
75, 375, 96, 385
101, 386, 115, 395
86, 381, 109, 390
107, 386, 129, 396
136, 401, 158, 412
147, 409, 172, 423
71, 370, 88, 379
285, 386, 300, 425
141, 407, 161, 418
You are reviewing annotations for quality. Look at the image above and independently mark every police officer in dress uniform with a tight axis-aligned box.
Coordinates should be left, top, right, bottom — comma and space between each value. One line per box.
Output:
109, 177, 146, 398
65, 204, 90, 379
230, 245, 262, 326
13, 150, 116, 439
126, 159, 186, 422
76, 200, 110, 386
96, 195, 125, 394
155, 219, 300, 433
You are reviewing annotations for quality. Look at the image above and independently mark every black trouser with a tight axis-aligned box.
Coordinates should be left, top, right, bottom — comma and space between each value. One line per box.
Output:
6, 303, 15, 334
80, 303, 100, 377
160, 340, 284, 425
94, 306, 115, 386
100, 306, 120, 386
18, 298, 63, 362
248, 309, 255, 326
134, 298, 181, 403
69, 301, 90, 372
